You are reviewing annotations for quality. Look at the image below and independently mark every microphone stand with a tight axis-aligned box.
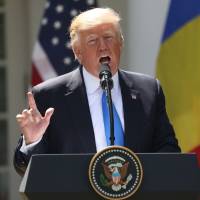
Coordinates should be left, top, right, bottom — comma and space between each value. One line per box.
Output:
99, 63, 115, 146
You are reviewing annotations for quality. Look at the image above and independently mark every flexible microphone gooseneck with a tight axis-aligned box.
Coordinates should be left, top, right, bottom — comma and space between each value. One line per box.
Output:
99, 57, 115, 146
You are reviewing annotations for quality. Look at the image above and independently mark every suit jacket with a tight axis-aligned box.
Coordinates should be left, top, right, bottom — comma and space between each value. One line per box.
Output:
14, 66, 181, 175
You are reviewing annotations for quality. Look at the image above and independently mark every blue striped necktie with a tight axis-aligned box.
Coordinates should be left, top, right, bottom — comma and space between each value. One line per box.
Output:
102, 92, 124, 146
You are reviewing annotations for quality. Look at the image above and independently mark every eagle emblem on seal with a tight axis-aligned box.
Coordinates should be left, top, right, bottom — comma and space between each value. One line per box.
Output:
100, 156, 133, 191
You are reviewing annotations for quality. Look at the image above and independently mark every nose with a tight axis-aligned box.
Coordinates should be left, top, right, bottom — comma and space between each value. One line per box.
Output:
99, 37, 107, 51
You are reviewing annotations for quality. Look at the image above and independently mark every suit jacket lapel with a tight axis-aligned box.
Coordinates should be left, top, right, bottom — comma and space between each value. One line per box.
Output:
119, 71, 145, 152
64, 67, 96, 153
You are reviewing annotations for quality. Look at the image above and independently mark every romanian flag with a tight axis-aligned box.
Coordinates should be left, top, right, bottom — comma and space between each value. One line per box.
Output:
156, 1, 200, 158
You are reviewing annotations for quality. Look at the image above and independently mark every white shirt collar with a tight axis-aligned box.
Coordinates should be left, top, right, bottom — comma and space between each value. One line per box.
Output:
82, 67, 120, 95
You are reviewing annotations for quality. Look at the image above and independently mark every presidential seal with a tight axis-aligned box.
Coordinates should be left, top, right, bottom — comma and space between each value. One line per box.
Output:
89, 146, 143, 200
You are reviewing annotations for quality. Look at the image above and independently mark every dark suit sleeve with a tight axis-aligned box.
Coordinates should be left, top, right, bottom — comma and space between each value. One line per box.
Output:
152, 80, 181, 152
14, 134, 49, 176
13, 136, 30, 176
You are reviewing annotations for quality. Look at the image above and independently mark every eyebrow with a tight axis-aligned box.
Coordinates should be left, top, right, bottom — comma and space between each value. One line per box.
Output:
86, 34, 97, 40
103, 30, 115, 35
86, 30, 115, 40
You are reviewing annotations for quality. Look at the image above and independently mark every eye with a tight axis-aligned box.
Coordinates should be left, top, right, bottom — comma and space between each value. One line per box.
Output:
104, 35, 113, 41
87, 38, 97, 45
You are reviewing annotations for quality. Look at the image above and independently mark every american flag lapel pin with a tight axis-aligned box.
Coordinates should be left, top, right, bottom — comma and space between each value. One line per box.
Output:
131, 93, 137, 100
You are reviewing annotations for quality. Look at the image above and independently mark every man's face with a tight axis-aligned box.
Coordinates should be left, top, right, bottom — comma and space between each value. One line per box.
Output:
74, 23, 122, 77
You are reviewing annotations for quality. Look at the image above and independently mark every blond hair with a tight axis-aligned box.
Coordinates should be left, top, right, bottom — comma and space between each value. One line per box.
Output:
69, 7, 123, 48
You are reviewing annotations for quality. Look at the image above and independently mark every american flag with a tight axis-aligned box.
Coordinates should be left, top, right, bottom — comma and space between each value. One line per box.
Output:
31, 0, 97, 86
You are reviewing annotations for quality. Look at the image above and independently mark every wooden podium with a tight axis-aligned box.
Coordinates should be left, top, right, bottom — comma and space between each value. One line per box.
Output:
19, 153, 200, 200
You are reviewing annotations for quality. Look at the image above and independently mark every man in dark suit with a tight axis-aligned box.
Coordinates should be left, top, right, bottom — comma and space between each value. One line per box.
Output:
15, 7, 181, 175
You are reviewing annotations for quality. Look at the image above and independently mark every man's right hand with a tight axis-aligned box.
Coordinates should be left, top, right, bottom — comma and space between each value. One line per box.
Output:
16, 92, 54, 145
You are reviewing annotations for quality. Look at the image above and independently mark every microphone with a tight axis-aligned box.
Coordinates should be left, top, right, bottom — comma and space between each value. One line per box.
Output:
99, 57, 115, 145
99, 57, 113, 90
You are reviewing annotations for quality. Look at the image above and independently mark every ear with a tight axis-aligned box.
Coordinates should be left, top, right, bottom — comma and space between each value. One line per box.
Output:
119, 36, 124, 49
72, 44, 82, 63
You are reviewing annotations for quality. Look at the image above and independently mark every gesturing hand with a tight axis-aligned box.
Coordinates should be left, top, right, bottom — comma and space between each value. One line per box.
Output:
16, 92, 54, 145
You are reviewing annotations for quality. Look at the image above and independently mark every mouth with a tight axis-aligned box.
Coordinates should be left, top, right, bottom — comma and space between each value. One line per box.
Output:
99, 56, 111, 65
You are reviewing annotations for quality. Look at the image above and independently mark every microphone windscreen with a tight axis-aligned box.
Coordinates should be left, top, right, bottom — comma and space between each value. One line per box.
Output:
99, 57, 111, 79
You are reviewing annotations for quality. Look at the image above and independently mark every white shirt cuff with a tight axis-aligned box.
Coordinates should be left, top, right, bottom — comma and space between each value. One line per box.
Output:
20, 135, 42, 155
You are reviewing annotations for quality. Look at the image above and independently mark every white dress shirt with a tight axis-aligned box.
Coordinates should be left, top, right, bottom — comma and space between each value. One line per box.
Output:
20, 67, 124, 153
83, 67, 124, 151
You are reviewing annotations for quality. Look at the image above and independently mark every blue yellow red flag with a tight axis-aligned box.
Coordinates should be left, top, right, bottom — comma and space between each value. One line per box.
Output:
156, 0, 200, 158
